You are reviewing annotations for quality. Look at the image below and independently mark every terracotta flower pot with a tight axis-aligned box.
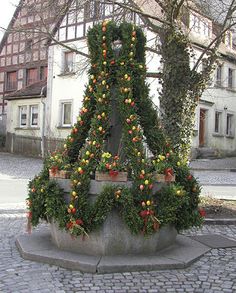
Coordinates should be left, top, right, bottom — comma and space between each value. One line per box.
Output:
49, 169, 71, 179
153, 172, 175, 183
95, 171, 128, 182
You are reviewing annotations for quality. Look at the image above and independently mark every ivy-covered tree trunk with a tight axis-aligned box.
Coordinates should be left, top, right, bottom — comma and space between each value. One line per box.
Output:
159, 26, 200, 158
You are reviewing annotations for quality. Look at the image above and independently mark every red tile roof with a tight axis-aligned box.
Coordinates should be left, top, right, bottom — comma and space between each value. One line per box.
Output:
5, 80, 47, 100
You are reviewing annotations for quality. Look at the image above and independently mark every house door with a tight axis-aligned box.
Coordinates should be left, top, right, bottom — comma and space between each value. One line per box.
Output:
199, 109, 207, 147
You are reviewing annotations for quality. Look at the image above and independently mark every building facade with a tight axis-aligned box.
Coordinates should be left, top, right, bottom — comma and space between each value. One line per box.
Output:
189, 9, 236, 157
0, 0, 69, 155
1, 0, 236, 157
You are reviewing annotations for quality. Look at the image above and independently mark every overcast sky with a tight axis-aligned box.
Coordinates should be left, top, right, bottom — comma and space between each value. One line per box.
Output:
0, 0, 20, 41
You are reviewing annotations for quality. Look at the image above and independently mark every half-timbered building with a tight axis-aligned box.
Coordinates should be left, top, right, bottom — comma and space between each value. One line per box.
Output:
1, 0, 236, 157
0, 0, 72, 155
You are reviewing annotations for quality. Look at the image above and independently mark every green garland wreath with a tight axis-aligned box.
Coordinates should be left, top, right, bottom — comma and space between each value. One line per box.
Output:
27, 21, 204, 236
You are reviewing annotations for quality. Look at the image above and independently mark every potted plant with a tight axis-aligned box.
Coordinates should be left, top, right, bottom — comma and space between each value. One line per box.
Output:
152, 154, 175, 182
95, 152, 128, 181
48, 151, 72, 179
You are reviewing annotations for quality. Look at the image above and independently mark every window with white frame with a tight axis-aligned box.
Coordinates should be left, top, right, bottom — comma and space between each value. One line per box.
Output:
19, 106, 27, 127
214, 111, 222, 134
202, 21, 210, 37
216, 65, 222, 86
224, 31, 232, 48
228, 68, 233, 88
192, 14, 200, 33
61, 102, 72, 126
226, 113, 234, 136
84, 0, 104, 20
30, 105, 39, 127
63, 51, 75, 73
202, 60, 212, 85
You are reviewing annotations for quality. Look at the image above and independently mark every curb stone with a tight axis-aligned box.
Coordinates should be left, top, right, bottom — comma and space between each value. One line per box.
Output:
204, 218, 236, 225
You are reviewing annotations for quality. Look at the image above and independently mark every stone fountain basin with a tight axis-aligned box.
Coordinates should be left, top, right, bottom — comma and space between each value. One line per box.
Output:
50, 179, 177, 256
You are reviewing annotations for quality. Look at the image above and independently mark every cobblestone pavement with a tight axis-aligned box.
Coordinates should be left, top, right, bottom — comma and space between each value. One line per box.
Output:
0, 152, 236, 186
192, 170, 236, 185
0, 152, 43, 179
190, 157, 236, 170
0, 211, 235, 293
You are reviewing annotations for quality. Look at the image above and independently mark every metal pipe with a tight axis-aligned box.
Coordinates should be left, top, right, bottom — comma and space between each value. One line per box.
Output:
40, 86, 47, 158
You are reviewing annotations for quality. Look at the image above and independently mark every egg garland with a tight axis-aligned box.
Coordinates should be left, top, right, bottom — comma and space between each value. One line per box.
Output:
27, 22, 203, 237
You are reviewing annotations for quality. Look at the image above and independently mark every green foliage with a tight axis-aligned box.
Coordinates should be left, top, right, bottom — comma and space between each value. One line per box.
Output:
96, 152, 126, 173
27, 21, 203, 237
27, 164, 68, 227
160, 28, 198, 157
155, 184, 188, 225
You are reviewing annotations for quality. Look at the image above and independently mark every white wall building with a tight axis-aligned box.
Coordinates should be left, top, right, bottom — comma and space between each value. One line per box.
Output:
189, 10, 236, 157
2, 0, 236, 157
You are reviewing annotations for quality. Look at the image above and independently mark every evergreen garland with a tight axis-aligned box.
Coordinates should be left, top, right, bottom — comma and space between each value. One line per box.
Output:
27, 21, 204, 237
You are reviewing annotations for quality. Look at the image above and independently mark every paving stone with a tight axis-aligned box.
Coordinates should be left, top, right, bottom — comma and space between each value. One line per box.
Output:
0, 201, 236, 292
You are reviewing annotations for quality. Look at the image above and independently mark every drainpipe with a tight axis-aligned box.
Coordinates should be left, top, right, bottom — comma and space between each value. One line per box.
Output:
40, 86, 47, 158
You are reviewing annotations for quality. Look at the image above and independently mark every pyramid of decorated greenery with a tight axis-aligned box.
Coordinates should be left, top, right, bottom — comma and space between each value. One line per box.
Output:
27, 21, 204, 237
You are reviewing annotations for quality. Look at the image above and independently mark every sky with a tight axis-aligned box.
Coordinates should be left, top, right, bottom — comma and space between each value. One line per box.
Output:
0, 0, 20, 40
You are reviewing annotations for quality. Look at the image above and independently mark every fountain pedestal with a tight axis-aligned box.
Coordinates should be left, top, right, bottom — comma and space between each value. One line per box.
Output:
49, 179, 177, 256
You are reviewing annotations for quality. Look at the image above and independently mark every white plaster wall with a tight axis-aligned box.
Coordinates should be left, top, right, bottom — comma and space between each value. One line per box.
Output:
47, 29, 163, 140
6, 98, 42, 137
47, 25, 236, 154
191, 56, 236, 153
47, 40, 88, 139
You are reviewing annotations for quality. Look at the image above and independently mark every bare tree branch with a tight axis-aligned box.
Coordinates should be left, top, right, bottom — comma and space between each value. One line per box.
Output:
104, 0, 170, 25
192, 0, 236, 72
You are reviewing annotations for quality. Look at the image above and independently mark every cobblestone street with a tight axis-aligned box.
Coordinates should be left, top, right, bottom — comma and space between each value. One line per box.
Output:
0, 153, 236, 292
0, 212, 235, 293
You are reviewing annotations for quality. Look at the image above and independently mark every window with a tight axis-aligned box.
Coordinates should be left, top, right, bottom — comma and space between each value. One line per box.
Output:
216, 65, 222, 86
40, 66, 48, 80
30, 105, 38, 127
25, 39, 33, 52
226, 114, 234, 136
19, 106, 27, 127
64, 52, 74, 73
84, 0, 104, 20
202, 21, 210, 37
224, 32, 232, 48
6, 71, 17, 90
214, 111, 222, 133
26, 68, 38, 85
61, 102, 72, 126
202, 60, 212, 85
193, 15, 200, 33
228, 68, 233, 88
